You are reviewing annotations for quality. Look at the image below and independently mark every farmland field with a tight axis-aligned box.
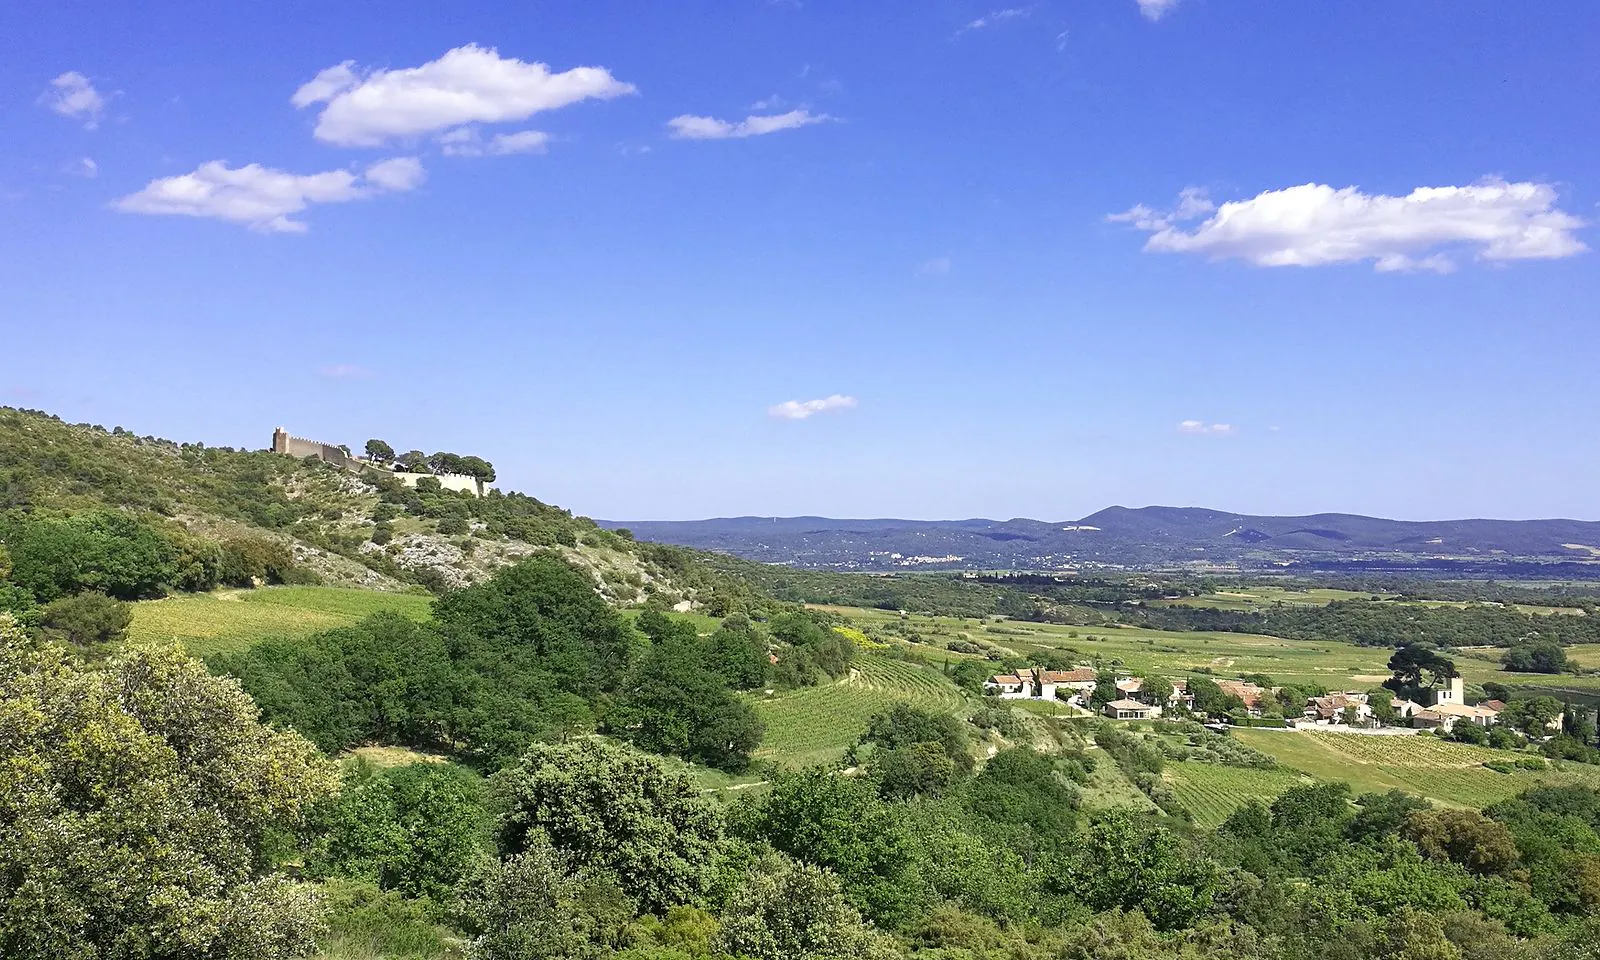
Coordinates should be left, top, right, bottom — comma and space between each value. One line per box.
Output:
816, 604, 1580, 699
1234, 729, 1600, 808
1154, 586, 1380, 611
752, 653, 971, 768
813, 604, 1396, 689
128, 586, 435, 657
1165, 761, 1310, 826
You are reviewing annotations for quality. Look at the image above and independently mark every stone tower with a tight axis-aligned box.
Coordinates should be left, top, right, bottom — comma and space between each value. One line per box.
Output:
272, 427, 288, 454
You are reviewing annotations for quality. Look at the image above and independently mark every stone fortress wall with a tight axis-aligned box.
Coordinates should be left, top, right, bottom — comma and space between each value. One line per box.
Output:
271, 427, 490, 497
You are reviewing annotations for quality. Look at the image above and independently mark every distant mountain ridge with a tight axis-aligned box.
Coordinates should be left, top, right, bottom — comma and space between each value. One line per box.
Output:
601, 506, 1600, 574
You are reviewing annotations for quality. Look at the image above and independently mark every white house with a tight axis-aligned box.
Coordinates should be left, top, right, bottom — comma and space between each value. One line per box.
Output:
985, 673, 1033, 699
1039, 668, 1097, 703
1104, 699, 1154, 721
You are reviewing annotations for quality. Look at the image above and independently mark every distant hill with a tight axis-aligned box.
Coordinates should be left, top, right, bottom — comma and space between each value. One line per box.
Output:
602, 507, 1600, 576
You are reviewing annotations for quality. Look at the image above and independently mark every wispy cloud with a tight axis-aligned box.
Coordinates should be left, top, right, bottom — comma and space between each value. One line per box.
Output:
667, 108, 832, 140
1111, 179, 1587, 273
115, 157, 425, 233
69, 157, 99, 179
439, 127, 552, 157
1178, 420, 1234, 436
1136, 0, 1180, 21
318, 364, 375, 379
40, 72, 106, 128
769, 394, 858, 420
958, 7, 1031, 34
917, 256, 952, 276
292, 44, 635, 147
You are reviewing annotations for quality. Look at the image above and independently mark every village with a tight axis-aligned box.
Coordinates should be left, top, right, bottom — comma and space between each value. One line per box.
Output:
983, 666, 1552, 735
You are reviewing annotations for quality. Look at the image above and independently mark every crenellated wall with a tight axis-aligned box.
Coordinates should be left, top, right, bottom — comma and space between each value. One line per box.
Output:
272, 427, 353, 468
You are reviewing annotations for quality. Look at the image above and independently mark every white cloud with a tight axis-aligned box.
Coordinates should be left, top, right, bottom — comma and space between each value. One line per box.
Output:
114, 157, 424, 233
293, 44, 635, 147
363, 156, 426, 191
959, 7, 1030, 33
667, 108, 831, 140
1113, 178, 1588, 272
289, 62, 358, 108
71, 157, 99, 178
40, 72, 106, 128
1137, 0, 1180, 21
917, 256, 952, 276
1178, 420, 1234, 436
750, 94, 787, 111
439, 126, 551, 156
768, 394, 858, 420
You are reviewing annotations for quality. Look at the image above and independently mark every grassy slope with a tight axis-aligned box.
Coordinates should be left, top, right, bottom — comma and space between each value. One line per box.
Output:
1234, 729, 1600, 809
825, 604, 1396, 689
129, 586, 435, 657
752, 654, 971, 768
1165, 761, 1311, 827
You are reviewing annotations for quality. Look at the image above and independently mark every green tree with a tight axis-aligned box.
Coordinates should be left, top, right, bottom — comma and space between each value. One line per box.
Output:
1369, 688, 1400, 725
1500, 696, 1564, 738
715, 854, 898, 960
1143, 675, 1175, 710
396, 450, 430, 472
961, 747, 1085, 854
740, 768, 921, 926
311, 761, 492, 901
852, 703, 974, 799
364, 439, 396, 463
701, 613, 770, 689
463, 836, 634, 960
1404, 809, 1521, 877
32, 590, 132, 647
1047, 812, 1220, 930
1092, 671, 1120, 707
1382, 906, 1463, 960
493, 738, 723, 911
607, 636, 764, 771
4, 510, 180, 601
218, 535, 295, 586
457, 455, 497, 483
1504, 641, 1567, 674
435, 555, 633, 699
1384, 643, 1457, 702
0, 617, 338, 959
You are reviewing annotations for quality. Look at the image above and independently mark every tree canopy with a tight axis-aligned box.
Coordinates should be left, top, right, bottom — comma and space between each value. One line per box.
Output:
0, 616, 338, 959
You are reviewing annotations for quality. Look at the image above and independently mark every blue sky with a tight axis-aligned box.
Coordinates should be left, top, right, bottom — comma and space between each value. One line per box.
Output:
3, 1, 1597, 522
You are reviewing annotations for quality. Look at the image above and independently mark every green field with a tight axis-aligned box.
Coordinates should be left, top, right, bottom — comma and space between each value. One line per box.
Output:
817, 604, 1396, 690
752, 654, 971, 768
618, 607, 725, 635
1233, 730, 1600, 808
1165, 761, 1310, 826
1155, 586, 1381, 611
129, 586, 435, 657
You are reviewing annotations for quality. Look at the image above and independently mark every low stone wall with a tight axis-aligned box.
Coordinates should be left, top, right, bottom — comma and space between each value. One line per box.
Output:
272, 427, 490, 497
393, 471, 488, 497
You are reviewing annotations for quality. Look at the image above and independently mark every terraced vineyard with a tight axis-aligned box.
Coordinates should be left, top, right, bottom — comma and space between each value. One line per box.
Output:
1165, 761, 1310, 826
128, 586, 435, 657
753, 654, 971, 768
1235, 730, 1600, 809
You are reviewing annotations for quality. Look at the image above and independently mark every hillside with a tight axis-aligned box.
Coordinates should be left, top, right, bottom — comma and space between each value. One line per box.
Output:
606, 506, 1600, 576
0, 406, 741, 608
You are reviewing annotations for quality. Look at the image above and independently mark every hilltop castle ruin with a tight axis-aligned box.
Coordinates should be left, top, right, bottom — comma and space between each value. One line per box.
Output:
271, 427, 491, 497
